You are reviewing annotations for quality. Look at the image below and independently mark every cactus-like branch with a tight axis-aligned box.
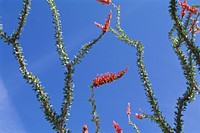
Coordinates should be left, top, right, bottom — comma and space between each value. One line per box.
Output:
45, 0, 70, 67
169, 28, 198, 133
89, 86, 100, 133
59, 64, 74, 133
71, 32, 105, 66
111, 3, 125, 34
169, 0, 200, 71
0, 1, 60, 130
12, 40, 60, 131
136, 42, 174, 133
0, 0, 30, 43
110, 27, 173, 132
11, 0, 31, 41
0, 31, 11, 44
45, 1, 74, 131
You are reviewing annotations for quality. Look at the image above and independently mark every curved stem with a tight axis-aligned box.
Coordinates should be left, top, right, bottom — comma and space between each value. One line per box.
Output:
169, 30, 198, 132
110, 27, 173, 132
71, 32, 105, 66
12, 40, 60, 131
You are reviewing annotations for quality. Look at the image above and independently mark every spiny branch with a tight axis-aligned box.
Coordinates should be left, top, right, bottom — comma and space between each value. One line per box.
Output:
11, 0, 31, 41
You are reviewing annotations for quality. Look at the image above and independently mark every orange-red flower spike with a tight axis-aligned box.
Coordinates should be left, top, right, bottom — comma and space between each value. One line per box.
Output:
97, 0, 111, 5
126, 102, 131, 115
92, 66, 128, 88
178, 0, 199, 17
94, 10, 112, 32
113, 121, 123, 133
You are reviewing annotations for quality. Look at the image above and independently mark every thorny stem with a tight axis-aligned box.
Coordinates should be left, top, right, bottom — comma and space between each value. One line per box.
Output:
89, 86, 100, 133
127, 114, 140, 133
169, 28, 198, 132
12, 40, 60, 131
71, 32, 105, 66
110, 27, 173, 133
59, 64, 74, 132
0, 31, 11, 44
12, 0, 31, 41
111, 3, 125, 34
169, 0, 200, 71
136, 43, 174, 133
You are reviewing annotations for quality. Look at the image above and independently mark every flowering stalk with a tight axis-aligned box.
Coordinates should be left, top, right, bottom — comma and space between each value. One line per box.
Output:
97, 0, 111, 5
113, 121, 123, 133
95, 10, 112, 32
126, 103, 140, 133
178, 0, 199, 18
135, 109, 147, 120
92, 67, 128, 88
89, 67, 128, 133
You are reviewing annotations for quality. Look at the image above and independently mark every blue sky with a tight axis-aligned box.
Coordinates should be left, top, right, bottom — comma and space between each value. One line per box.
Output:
0, 0, 200, 133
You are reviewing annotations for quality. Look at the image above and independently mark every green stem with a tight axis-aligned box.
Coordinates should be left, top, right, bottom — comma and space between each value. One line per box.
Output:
127, 115, 140, 133
169, 31, 198, 132
169, 0, 200, 71
110, 27, 173, 132
12, 40, 60, 131
71, 32, 105, 66
12, 0, 31, 41
89, 86, 100, 133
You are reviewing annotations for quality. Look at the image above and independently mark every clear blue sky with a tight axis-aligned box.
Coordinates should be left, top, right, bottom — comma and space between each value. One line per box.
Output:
0, 0, 200, 133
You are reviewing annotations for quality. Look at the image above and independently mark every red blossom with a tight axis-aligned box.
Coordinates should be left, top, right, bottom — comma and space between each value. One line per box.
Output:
189, 19, 200, 34
97, 0, 111, 5
92, 66, 128, 88
194, 25, 200, 34
135, 113, 143, 119
178, 0, 199, 17
94, 10, 112, 32
113, 121, 123, 133
190, 22, 200, 34
82, 125, 88, 133
126, 102, 131, 115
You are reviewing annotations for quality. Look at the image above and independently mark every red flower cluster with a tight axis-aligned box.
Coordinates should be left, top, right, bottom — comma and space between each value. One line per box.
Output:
94, 10, 112, 32
126, 102, 131, 115
189, 19, 200, 34
92, 66, 128, 87
82, 125, 88, 133
97, 0, 111, 5
135, 108, 146, 120
113, 121, 123, 133
135, 113, 144, 119
178, 0, 199, 18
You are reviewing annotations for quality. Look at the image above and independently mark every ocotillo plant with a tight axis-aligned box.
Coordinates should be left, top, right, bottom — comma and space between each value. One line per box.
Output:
0, 0, 200, 133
